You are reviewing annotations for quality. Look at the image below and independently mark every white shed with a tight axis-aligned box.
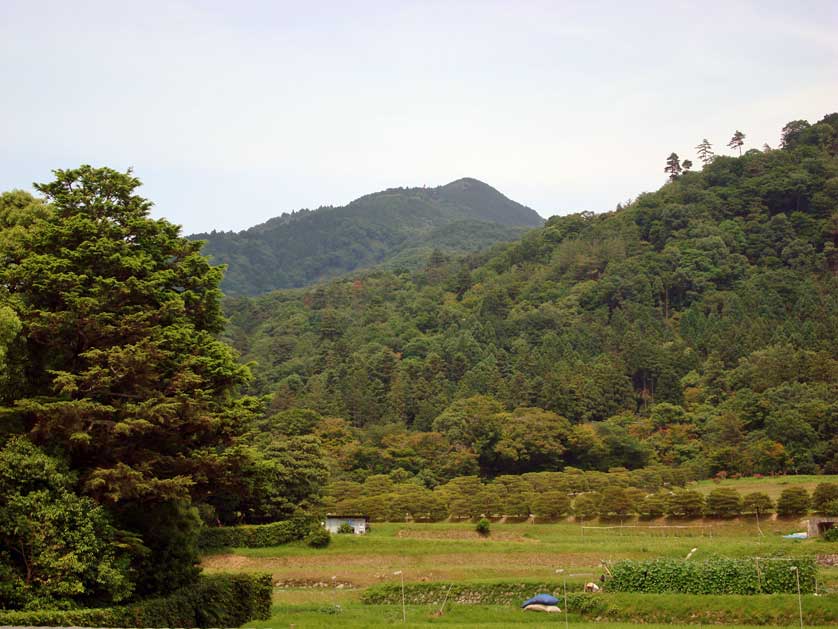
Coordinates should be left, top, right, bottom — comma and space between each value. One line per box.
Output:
324, 514, 369, 535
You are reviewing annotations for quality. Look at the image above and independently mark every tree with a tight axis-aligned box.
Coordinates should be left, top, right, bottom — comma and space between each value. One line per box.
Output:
573, 492, 602, 519
695, 139, 714, 165
666, 489, 705, 518
432, 395, 504, 473
728, 130, 746, 155
705, 488, 743, 518
493, 407, 571, 474
530, 491, 571, 520
0, 437, 132, 609
665, 153, 682, 181
742, 492, 773, 515
812, 483, 838, 513
0, 166, 252, 594
776, 487, 810, 517
682, 159, 693, 172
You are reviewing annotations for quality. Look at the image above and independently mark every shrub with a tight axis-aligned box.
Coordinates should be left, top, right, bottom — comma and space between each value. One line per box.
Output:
666, 489, 705, 518
530, 490, 570, 519
742, 492, 773, 515
705, 488, 743, 517
609, 558, 816, 594
337, 522, 354, 534
822, 499, 838, 517
823, 527, 838, 542
475, 517, 491, 536
598, 487, 634, 519
198, 516, 315, 550
304, 526, 331, 548
812, 482, 838, 512
637, 493, 667, 519
777, 487, 810, 517
0, 573, 272, 628
573, 492, 602, 519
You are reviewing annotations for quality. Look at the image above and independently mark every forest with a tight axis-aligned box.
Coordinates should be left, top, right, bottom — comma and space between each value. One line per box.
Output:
0, 112, 836, 612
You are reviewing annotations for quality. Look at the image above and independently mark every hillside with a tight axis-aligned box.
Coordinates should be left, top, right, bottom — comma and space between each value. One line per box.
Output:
191, 178, 543, 295
224, 113, 838, 483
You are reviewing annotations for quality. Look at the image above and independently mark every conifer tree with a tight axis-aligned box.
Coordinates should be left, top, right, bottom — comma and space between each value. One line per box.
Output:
664, 153, 682, 181
695, 138, 714, 164
728, 130, 745, 155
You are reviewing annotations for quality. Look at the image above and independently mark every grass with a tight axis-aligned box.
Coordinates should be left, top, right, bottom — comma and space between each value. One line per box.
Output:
208, 474, 838, 626
694, 474, 838, 499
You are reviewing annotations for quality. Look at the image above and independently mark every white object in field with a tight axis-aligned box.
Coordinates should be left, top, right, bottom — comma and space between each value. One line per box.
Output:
523, 604, 561, 613
324, 514, 368, 534
584, 582, 600, 592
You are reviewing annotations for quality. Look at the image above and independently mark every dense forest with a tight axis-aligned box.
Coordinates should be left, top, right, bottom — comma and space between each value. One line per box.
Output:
0, 113, 836, 611
191, 177, 543, 296
224, 114, 838, 488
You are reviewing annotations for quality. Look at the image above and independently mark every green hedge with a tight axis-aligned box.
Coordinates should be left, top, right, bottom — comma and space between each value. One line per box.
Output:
609, 558, 816, 594
0, 573, 272, 628
361, 580, 583, 606
199, 516, 316, 549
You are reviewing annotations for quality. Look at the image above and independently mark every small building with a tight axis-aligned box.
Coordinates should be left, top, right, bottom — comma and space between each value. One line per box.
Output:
806, 516, 838, 538
324, 514, 369, 535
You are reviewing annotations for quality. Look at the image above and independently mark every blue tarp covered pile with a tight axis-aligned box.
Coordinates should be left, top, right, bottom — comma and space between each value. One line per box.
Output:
521, 593, 561, 613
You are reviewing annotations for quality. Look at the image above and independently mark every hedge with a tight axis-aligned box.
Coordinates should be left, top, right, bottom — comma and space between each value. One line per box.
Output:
361, 580, 583, 606
0, 573, 272, 628
199, 515, 316, 550
609, 557, 816, 594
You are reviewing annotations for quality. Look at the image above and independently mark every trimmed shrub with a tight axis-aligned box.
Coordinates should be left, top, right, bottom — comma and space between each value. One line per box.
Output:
609, 558, 816, 594
705, 488, 743, 517
822, 499, 838, 516
666, 489, 705, 518
637, 493, 667, 519
813, 482, 838, 512
530, 490, 570, 519
304, 526, 331, 548
361, 580, 584, 605
0, 573, 272, 628
337, 522, 354, 534
777, 487, 810, 517
742, 492, 773, 515
573, 492, 602, 519
823, 526, 838, 542
475, 517, 491, 536
198, 516, 316, 550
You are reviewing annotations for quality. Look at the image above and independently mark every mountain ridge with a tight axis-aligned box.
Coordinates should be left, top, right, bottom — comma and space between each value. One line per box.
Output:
190, 177, 543, 295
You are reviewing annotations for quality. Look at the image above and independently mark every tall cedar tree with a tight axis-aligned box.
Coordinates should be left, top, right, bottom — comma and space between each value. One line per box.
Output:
0, 166, 251, 591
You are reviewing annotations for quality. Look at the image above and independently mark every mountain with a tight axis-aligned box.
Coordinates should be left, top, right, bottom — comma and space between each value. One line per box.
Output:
190, 178, 544, 296
224, 113, 838, 480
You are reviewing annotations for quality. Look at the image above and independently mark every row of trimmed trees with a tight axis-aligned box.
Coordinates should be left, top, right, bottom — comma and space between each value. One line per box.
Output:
322, 477, 838, 522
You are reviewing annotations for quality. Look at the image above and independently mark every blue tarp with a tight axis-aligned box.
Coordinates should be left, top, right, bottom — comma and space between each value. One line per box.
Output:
521, 593, 560, 608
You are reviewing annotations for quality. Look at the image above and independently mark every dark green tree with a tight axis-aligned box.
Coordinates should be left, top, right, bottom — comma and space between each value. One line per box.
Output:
665, 153, 682, 181
695, 139, 714, 165
728, 130, 746, 155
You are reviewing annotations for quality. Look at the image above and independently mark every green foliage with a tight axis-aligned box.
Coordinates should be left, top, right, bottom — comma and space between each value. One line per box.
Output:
198, 516, 316, 550
0, 437, 132, 609
337, 522, 354, 534
823, 526, 838, 542
742, 492, 774, 515
609, 557, 816, 594
812, 482, 838, 512
194, 178, 543, 296
361, 580, 577, 606
0, 573, 272, 628
666, 489, 705, 518
705, 488, 743, 517
475, 517, 491, 536
304, 526, 331, 548
776, 487, 811, 517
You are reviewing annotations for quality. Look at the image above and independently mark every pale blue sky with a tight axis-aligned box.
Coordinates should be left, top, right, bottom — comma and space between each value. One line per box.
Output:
2, 0, 836, 233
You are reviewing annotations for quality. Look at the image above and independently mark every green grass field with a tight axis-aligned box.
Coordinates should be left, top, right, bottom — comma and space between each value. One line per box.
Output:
207, 475, 838, 627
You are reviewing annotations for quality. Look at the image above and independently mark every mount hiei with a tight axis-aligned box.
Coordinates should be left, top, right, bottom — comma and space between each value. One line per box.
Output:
190, 177, 544, 296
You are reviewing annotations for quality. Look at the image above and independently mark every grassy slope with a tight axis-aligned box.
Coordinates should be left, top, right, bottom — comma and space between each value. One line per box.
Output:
694, 474, 838, 499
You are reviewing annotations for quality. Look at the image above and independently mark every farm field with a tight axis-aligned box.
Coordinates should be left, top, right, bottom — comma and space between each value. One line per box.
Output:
205, 476, 838, 627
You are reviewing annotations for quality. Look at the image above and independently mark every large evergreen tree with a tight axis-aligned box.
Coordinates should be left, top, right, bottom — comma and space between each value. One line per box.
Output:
0, 166, 252, 594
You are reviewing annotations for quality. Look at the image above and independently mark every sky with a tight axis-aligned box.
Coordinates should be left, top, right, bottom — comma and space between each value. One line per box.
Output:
2, 0, 837, 234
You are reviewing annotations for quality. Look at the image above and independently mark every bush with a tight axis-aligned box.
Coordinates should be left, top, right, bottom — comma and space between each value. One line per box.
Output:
777, 487, 810, 517
637, 493, 667, 519
609, 558, 816, 594
573, 492, 602, 519
530, 490, 570, 519
823, 527, 838, 542
0, 573, 272, 628
813, 482, 838, 512
304, 526, 331, 548
822, 499, 838, 516
198, 516, 316, 550
666, 489, 705, 518
337, 522, 354, 534
475, 517, 491, 536
742, 492, 773, 515
705, 488, 743, 517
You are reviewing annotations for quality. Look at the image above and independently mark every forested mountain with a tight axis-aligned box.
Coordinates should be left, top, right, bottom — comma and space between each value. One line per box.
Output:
224, 114, 838, 484
191, 178, 544, 295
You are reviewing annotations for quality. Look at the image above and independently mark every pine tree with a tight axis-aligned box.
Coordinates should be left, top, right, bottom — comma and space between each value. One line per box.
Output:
728, 130, 745, 155
695, 138, 714, 164
664, 153, 682, 181
682, 159, 693, 172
